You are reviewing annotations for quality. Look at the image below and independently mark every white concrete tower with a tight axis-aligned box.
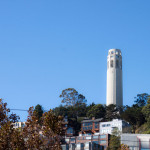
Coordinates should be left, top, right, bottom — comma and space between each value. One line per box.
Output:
106, 49, 123, 106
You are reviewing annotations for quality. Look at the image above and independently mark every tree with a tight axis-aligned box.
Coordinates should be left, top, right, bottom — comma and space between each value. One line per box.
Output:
53, 105, 68, 117
142, 97, 150, 124
22, 107, 44, 150
86, 104, 105, 119
60, 88, 87, 107
107, 135, 120, 150
42, 109, 63, 150
23, 107, 64, 150
120, 144, 129, 150
0, 99, 25, 149
107, 128, 120, 150
34, 104, 44, 123
134, 93, 149, 107
121, 105, 145, 133
86, 102, 95, 112
0, 100, 64, 150
105, 104, 120, 121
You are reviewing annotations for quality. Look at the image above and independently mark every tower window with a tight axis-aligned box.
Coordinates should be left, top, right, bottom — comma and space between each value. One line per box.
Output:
116, 60, 119, 68
116, 55, 119, 58
120, 61, 122, 69
110, 60, 113, 68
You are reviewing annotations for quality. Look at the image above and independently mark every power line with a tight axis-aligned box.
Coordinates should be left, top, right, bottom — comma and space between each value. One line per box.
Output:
10, 109, 49, 112
10, 109, 28, 111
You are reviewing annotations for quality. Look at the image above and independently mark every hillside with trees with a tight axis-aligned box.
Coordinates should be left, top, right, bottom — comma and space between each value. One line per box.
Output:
54, 89, 150, 135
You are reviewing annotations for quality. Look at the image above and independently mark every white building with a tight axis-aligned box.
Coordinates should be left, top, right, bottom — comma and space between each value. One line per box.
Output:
121, 134, 150, 150
100, 119, 130, 135
12, 122, 26, 129
106, 49, 123, 106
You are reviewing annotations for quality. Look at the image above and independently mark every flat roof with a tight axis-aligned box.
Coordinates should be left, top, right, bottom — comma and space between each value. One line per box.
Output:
82, 118, 103, 123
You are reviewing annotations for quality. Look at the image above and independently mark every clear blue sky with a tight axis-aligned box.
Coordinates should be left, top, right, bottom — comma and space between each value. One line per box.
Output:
0, 0, 150, 121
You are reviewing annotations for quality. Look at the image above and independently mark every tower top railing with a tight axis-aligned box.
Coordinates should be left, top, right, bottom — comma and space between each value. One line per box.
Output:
108, 49, 122, 56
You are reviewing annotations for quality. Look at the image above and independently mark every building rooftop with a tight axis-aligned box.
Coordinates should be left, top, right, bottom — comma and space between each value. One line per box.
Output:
82, 118, 103, 123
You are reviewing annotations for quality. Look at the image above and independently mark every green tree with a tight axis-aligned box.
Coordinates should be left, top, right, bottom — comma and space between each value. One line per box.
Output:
59, 88, 87, 135
142, 97, 150, 124
107, 128, 120, 150
121, 105, 145, 133
53, 105, 68, 117
86, 102, 95, 112
60, 88, 87, 107
134, 93, 149, 107
107, 135, 120, 150
105, 104, 120, 121
86, 104, 105, 119
34, 104, 44, 123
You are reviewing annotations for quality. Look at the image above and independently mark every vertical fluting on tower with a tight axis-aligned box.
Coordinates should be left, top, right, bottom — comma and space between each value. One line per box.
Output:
106, 49, 123, 106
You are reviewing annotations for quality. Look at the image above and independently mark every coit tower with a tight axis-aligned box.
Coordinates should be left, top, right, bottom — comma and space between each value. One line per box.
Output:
106, 49, 123, 106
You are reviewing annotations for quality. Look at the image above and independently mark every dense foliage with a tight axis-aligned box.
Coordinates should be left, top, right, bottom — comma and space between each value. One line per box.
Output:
0, 99, 63, 150
55, 91, 150, 134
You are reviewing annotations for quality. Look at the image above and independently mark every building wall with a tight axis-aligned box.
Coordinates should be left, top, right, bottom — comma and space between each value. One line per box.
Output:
100, 119, 129, 135
121, 134, 150, 150
106, 49, 123, 106
64, 134, 109, 150
81, 119, 102, 134
12, 122, 25, 129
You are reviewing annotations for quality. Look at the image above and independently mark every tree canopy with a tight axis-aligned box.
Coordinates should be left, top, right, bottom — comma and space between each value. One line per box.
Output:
34, 104, 44, 123
86, 104, 105, 119
60, 88, 87, 107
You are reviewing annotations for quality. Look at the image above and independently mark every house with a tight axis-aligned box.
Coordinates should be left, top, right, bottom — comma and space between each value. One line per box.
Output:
100, 119, 130, 135
62, 116, 75, 137
12, 122, 26, 129
79, 117, 103, 135
63, 134, 109, 150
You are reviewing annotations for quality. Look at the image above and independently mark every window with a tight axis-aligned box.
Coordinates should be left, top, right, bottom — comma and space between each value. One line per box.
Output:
82, 122, 92, 130
116, 55, 119, 58
107, 124, 110, 127
116, 60, 119, 68
120, 61, 122, 69
110, 60, 113, 68
111, 51, 114, 54
93, 136, 98, 139
86, 136, 91, 139
70, 138, 75, 141
85, 143, 89, 147
102, 124, 106, 127
95, 122, 99, 128
83, 122, 92, 126
67, 128, 73, 134
100, 140, 106, 144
